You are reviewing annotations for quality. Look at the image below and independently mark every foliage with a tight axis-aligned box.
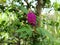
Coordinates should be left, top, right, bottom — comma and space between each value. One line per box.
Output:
0, 0, 60, 45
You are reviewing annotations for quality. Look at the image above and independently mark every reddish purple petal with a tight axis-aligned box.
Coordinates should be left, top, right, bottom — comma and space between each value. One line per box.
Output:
27, 11, 36, 26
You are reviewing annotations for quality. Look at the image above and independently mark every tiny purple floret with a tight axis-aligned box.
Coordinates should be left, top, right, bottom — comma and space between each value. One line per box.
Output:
27, 11, 36, 26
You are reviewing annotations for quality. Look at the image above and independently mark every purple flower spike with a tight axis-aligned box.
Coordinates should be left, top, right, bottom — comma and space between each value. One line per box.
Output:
27, 11, 36, 26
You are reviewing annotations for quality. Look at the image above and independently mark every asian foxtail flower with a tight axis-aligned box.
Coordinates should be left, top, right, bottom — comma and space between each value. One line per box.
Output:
27, 11, 36, 26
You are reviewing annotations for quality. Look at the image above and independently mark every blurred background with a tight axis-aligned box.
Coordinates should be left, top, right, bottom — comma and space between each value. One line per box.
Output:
0, 0, 60, 45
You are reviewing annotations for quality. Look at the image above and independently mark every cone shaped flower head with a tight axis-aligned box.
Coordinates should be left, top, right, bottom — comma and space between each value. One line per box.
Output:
27, 11, 36, 26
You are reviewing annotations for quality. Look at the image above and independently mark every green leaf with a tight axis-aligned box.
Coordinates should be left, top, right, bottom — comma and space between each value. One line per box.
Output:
16, 27, 27, 32
16, 24, 32, 38
37, 27, 55, 41
20, 6, 28, 14
55, 39, 60, 43
25, 24, 32, 37
20, 33, 27, 38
